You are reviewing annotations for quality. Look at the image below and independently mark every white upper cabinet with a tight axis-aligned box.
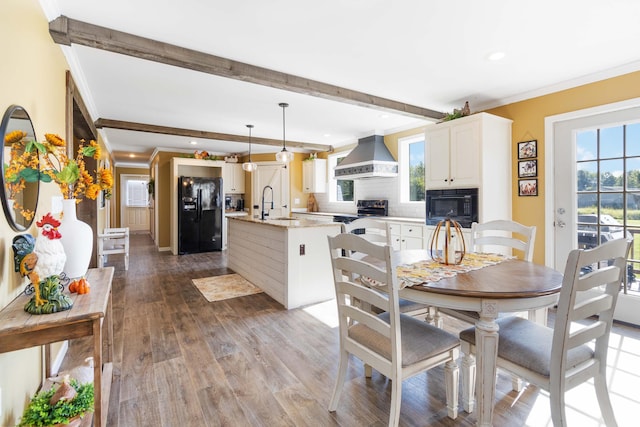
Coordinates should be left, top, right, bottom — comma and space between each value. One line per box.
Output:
223, 163, 245, 194
425, 112, 513, 222
425, 112, 512, 189
426, 118, 482, 188
302, 158, 327, 193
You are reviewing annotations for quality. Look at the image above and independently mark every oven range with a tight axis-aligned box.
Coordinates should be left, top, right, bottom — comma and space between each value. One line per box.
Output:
332, 199, 389, 224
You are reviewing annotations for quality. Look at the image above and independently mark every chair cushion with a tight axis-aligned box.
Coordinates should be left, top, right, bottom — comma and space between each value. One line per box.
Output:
349, 312, 459, 367
370, 298, 429, 315
459, 316, 594, 377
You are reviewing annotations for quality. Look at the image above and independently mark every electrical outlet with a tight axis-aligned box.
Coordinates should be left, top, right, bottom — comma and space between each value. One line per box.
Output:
299, 244, 305, 255
294, 197, 300, 205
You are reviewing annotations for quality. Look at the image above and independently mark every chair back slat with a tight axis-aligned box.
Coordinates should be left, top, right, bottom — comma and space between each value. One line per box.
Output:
341, 218, 391, 245
575, 266, 621, 292
336, 281, 389, 312
568, 321, 606, 350
470, 219, 536, 261
570, 294, 613, 321
333, 257, 388, 286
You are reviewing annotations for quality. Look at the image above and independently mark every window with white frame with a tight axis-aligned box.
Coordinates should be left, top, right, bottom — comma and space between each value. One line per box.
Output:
126, 179, 149, 207
328, 151, 354, 202
399, 134, 425, 202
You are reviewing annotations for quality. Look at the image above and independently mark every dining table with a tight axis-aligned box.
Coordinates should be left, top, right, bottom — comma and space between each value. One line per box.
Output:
394, 250, 564, 427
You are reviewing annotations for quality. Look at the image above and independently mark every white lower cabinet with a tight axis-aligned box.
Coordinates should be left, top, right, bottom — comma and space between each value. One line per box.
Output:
388, 222, 427, 250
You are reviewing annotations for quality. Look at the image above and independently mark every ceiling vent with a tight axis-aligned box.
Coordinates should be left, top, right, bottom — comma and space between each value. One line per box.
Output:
333, 135, 398, 179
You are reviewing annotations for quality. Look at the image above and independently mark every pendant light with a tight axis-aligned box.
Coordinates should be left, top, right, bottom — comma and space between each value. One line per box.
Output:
242, 124, 258, 172
275, 102, 294, 163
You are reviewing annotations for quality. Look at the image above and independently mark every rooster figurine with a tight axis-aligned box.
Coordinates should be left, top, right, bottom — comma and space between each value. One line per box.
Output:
12, 213, 73, 314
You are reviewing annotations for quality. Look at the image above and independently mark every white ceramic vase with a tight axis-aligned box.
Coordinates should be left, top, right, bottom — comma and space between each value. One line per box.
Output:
59, 199, 93, 279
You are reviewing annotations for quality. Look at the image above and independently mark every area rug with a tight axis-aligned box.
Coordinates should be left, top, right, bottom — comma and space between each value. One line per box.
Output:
191, 274, 263, 302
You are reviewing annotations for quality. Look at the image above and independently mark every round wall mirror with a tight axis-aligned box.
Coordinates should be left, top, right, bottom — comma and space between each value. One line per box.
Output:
1, 105, 40, 231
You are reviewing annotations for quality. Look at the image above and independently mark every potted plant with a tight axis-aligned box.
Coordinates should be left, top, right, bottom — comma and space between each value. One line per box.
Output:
19, 378, 94, 427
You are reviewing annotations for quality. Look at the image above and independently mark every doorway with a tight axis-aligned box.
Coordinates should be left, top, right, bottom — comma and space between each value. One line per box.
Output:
120, 174, 150, 232
547, 99, 640, 324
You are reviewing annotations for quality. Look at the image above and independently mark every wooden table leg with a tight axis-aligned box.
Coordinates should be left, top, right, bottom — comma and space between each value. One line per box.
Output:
93, 318, 103, 427
474, 300, 499, 427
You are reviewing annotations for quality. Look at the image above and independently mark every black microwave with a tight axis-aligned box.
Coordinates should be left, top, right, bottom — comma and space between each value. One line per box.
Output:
425, 188, 478, 228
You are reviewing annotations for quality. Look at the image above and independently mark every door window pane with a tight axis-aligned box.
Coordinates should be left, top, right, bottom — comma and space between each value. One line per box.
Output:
127, 180, 149, 207
576, 129, 597, 161
599, 125, 623, 159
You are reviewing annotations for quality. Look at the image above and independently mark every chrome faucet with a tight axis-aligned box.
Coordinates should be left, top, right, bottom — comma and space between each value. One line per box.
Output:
261, 185, 274, 220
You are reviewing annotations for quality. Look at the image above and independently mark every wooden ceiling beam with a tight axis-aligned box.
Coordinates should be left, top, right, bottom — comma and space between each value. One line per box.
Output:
94, 118, 333, 152
50, 16, 444, 120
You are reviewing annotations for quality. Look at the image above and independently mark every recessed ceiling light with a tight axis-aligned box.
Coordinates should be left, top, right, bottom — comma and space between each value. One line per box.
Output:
488, 51, 506, 61
380, 114, 390, 119
190, 140, 197, 145
323, 133, 331, 138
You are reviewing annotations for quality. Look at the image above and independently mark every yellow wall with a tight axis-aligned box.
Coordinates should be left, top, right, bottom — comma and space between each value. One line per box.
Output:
0, 0, 71, 424
487, 71, 640, 264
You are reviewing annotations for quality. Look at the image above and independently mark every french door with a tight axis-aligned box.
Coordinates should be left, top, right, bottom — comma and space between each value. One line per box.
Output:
548, 100, 640, 325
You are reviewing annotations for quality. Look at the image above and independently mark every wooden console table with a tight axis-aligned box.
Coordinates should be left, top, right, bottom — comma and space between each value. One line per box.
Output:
0, 267, 114, 427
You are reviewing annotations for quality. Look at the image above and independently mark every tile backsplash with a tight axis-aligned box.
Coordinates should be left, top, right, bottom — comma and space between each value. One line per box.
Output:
313, 176, 425, 219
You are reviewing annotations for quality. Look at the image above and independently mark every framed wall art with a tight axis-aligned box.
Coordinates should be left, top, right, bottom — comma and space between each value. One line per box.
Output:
518, 159, 537, 178
518, 179, 538, 196
517, 140, 537, 159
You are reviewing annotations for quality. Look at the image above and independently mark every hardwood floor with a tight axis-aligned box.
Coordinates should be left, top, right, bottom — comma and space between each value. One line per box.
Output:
61, 234, 640, 426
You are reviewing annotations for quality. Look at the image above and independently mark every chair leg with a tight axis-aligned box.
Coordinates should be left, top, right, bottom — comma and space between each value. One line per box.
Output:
389, 378, 402, 427
425, 306, 444, 328
511, 375, 524, 392
328, 350, 349, 412
460, 342, 476, 413
594, 374, 618, 427
125, 253, 129, 270
549, 385, 568, 427
445, 359, 459, 419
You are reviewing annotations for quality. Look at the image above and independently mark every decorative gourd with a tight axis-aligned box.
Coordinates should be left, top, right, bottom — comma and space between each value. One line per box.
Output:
69, 277, 91, 294
429, 217, 466, 265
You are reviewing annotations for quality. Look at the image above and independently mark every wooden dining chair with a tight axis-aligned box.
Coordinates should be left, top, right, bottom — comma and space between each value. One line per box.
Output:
459, 238, 631, 426
327, 233, 460, 426
341, 219, 431, 320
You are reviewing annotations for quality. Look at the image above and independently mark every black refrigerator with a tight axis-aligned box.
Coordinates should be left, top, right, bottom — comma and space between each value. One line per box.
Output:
178, 176, 223, 254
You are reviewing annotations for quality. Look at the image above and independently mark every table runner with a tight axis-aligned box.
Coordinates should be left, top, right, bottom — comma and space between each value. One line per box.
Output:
396, 252, 509, 288
361, 252, 509, 289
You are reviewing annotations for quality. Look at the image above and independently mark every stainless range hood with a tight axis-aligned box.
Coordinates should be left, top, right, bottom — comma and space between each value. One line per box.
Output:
333, 135, 398, 179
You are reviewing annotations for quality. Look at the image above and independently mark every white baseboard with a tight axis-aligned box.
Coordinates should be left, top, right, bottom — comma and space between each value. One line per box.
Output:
158, 246, 171, 252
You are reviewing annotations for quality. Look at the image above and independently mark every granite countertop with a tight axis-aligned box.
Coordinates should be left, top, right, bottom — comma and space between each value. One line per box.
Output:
229, 215, 341, 229
225, 210, 249, 217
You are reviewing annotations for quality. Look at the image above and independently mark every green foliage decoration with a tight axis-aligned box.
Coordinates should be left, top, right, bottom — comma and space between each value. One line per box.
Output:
19, 380, 94, 426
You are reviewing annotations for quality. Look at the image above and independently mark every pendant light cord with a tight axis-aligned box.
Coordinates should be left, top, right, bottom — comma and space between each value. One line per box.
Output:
247, 124, 253, 161
279, 102, 289, 150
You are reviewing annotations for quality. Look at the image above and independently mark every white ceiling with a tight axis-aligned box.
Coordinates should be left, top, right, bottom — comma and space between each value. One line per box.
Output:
40, 0, 640, 166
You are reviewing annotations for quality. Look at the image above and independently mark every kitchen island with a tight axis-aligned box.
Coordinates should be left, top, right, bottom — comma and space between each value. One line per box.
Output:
227, 216, 342, 309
